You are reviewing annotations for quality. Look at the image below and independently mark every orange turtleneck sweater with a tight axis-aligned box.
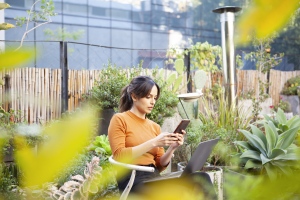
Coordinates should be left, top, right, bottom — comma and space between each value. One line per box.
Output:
108, 111, 166, 172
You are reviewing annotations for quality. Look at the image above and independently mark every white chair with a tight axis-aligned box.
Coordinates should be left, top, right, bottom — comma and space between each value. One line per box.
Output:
109, 155, 155, 200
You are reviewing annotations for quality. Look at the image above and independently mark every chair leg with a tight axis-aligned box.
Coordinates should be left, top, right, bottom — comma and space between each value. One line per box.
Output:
120, 170, 136, 200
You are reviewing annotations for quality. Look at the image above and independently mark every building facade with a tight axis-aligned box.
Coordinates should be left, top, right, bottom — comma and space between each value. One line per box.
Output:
3, 0, 245, 69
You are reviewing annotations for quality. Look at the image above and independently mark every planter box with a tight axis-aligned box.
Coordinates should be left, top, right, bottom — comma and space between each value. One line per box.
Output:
281, 95, 300, 115
177, 163, 223, 200
238, 98, 273, 118
203, 166, 223, 200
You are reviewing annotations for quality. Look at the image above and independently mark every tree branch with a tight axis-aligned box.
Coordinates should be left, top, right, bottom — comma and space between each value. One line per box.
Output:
15, 0, 53, 51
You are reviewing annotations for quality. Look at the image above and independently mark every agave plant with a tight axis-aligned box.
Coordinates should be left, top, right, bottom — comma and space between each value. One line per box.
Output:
235, 109, 300, 179
261, 108, 300, 135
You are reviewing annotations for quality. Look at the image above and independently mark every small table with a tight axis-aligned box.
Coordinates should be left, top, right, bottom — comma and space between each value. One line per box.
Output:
177, 92, 203, 119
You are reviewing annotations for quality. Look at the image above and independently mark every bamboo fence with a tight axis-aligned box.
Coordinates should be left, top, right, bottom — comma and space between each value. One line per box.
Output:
0, 68, 299, 124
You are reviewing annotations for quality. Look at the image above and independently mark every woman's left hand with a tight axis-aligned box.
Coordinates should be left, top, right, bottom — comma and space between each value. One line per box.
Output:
170, 130, 186, 148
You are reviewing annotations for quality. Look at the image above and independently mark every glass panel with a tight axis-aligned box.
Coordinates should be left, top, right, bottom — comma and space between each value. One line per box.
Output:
111, 48, 133, 67
111, 8, 131, 20
35, 41, 60, 69
88, 27, 111, 46
111, 20, 131, 29
63, 3, 88, 16
111, 29, 131, 48
5, 0, 25, 7
151, 32, 169, 49
89, 17, 110, 27
88, 46, 111, 70
132, 31, 150, 49
91, 7, 106, 17
63, 15, 88, 25
132, 22, 151, 31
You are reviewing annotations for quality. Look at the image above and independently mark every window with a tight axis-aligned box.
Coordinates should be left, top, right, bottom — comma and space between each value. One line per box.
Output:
5, 0, 25, 7
92, 7, 106, 17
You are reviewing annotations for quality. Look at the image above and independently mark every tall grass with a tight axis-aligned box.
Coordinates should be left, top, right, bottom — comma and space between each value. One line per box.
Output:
198, 92, 252, 166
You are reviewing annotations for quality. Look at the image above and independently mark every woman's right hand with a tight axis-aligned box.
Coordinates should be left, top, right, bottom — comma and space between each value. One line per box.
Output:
153, 132, 179, 147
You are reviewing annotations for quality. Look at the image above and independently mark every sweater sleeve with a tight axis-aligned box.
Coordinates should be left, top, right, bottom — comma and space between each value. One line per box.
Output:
108, 114, 132, 161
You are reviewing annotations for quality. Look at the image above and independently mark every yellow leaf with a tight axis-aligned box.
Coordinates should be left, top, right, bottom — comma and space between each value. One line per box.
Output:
0, 22, 15, 30
0, 49, 34, 70
15, 107, 97, 187
236, 0, 299, 44
0, 3, 10, 10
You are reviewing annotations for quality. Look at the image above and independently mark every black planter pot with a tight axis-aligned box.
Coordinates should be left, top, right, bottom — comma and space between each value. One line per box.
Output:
98, 108, 115, 135
4, 143, 14, 163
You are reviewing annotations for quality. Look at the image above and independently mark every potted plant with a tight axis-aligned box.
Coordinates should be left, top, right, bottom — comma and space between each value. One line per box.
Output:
270, 98, 293, 119
234, 108, 300, 179
84, 62, 141, 135
280, 75, 300, 115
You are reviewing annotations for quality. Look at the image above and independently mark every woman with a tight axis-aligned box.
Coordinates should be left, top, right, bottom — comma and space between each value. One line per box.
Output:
108, 76, 216, 199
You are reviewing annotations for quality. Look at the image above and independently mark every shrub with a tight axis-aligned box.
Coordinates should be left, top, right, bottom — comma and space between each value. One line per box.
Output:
270, 99, 291, 113
84, 62, 141, 111
281, 76, 300, 95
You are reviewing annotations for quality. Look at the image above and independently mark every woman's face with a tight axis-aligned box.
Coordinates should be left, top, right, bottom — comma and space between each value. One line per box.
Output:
132, 85, 158, 115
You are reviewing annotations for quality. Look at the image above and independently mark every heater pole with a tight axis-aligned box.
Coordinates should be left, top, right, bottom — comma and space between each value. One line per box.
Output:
213, 6, 241, 107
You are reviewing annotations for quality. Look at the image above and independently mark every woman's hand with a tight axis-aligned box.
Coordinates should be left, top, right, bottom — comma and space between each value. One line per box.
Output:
153, 132, 182, 147
153, 130, 186, 148
170, 130, 186, 148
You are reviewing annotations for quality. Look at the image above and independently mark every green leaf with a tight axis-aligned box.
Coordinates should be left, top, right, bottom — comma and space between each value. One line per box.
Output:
278, 124, 289, 133
174, 59, 184, 73
264, 122, 278, 154
234, 141, 254, 150
274, 164, 293, 176
244, 159, 262, 169
269, 148, 286, 159
166, 73, 177, 87
173, 76, 183, 92
240, 150, 261, 161
274, 152, 299, 161
260, 154, 271, 165
276, 108, 287, 124
250, 124, 267, 147
262, 114, 273, 122
276, 127, 299, 149
264, 162, 278, 180
239, 129, 267, 156
287, 117, 300, 130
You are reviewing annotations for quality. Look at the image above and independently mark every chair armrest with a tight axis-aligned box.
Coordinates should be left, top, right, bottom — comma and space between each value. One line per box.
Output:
109, 156, 155, 172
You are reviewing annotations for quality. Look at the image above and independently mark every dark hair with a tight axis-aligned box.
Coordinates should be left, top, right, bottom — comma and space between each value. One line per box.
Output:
119, 76, 160, 112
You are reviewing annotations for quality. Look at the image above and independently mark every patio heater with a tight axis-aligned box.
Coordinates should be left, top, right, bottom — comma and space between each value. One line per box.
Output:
213, 6, 241, 107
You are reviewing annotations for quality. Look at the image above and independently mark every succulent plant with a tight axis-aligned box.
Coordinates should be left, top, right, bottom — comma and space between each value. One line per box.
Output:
194, 70, 207, 93
46, 156, 103, 200
235, 108, 300, 179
